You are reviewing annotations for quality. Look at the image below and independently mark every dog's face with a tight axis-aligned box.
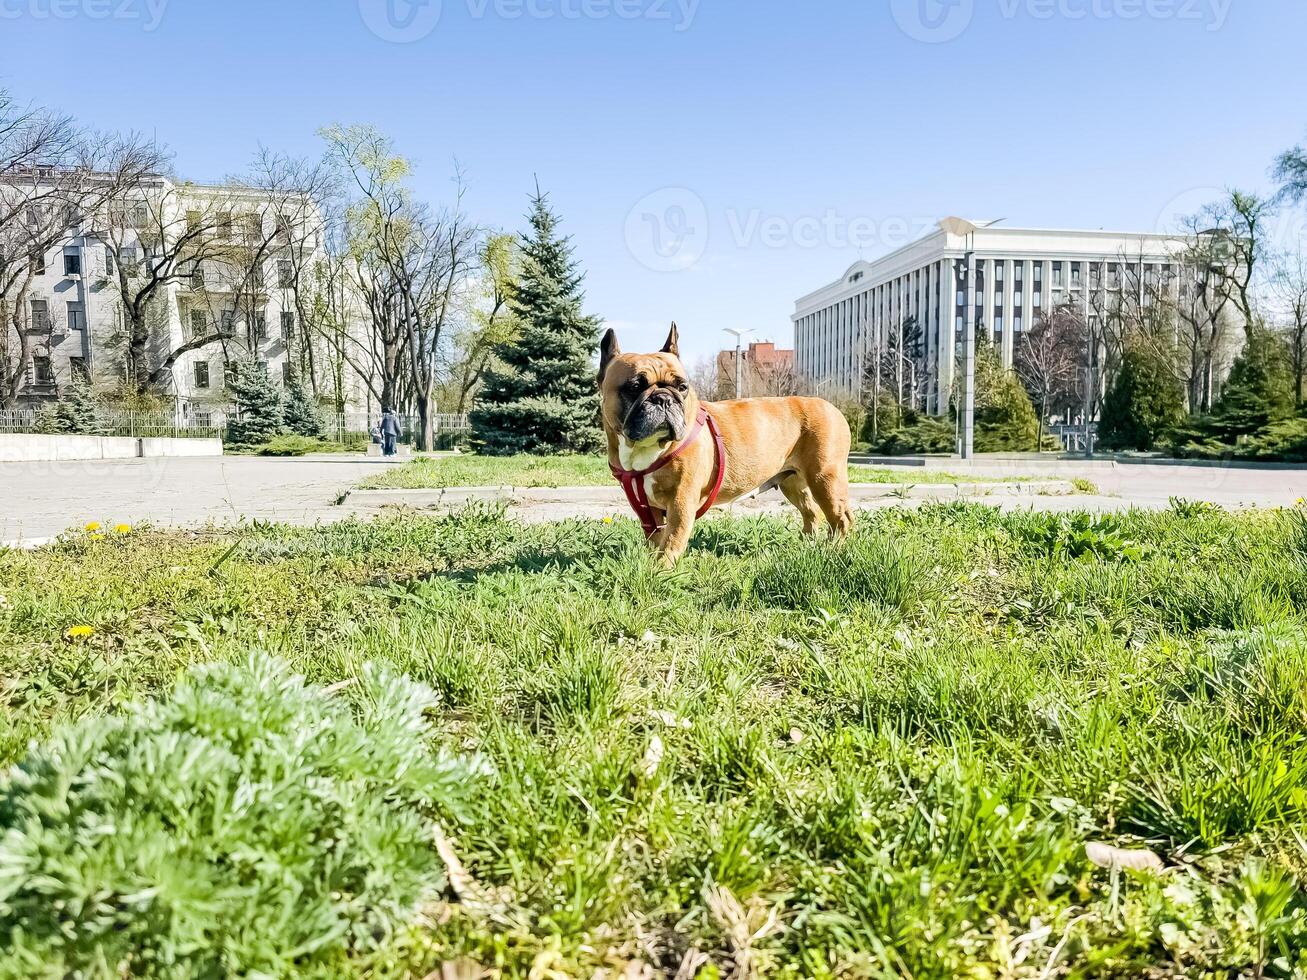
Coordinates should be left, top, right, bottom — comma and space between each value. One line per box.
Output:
598, 323, 698, 444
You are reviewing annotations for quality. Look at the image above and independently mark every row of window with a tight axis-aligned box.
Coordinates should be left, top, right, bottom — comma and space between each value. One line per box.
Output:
25, 355, 293, 392
33, 246, 300, 289
192, 360, 295, 390
28, 299, 84, 332
188, 309, 296, 341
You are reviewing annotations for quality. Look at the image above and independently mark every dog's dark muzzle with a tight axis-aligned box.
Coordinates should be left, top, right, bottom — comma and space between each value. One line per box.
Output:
623, 386, 688, 444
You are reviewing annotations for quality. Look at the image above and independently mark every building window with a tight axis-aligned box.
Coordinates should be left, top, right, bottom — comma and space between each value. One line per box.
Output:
220, 309, 236, 332
251, 262, 265, 288
276, 214, 292, 242
32, 355, 53, 385
70, 356, 89, 383
1052, 262, 1063, 287
191, 263, 205, 290
245, 214, 263, 242
189, 310, 207, 338
1014, 314, 1024, 332
63, 249, 81, 276
281, 361, 293, 385
281, 311, 295, 340
186, 210, 202, 233
121, 247, 139, 276
278, 260, 293, 289
67, 302, 85, 331
104, 246, 115, 277
255, 313, 268, 342
194, 361, 210, 389
994, 314, 1004, 333
1070, 262, 1082, 286
1014, 291, 1023, 306
30, 249, 45, 275
224, 362, 237, 388
30, 299, 49, 331
218, 212, 233, 239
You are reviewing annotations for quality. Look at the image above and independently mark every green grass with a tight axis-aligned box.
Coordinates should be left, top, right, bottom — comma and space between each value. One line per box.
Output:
361, 453, 1023, 490
3, 503, 1307, 975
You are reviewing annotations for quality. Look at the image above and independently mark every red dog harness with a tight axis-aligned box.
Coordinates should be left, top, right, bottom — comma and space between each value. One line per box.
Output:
610, 407, 727, 539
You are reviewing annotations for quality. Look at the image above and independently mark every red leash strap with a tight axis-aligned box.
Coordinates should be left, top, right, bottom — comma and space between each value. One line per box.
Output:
610, 407, 726, 539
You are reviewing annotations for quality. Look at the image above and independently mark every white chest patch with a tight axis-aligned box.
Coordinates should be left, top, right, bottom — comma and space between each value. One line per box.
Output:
617, 435, 671, 473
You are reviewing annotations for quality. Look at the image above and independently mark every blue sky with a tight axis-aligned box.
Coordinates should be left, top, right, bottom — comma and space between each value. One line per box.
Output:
3, 0, 1305, 367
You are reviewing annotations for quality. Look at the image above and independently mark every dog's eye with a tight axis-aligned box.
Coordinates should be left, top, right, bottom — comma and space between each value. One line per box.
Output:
677, 382, 689, 392
626, 377, 646, 392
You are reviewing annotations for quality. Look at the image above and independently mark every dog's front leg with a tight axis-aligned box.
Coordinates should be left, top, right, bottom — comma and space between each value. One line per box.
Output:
654, 492, 697, 567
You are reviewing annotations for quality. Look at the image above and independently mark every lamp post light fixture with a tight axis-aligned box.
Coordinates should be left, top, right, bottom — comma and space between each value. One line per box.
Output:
723, 327, 754, 399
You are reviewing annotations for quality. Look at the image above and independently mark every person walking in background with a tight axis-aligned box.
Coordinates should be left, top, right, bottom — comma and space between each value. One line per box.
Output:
380, 409, 401, 457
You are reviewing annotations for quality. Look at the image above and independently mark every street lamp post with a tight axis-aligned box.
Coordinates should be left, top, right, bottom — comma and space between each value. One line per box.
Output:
723, 328, 753, 399
955, 249, 976, 459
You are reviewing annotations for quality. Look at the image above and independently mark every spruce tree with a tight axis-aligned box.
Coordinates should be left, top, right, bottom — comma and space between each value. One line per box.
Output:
470, 188, 603, 455
1099, 347, 1186, 451
283, 379, 326, 438
227, 362, 285, 445
39, 382, 102, 435
1208, 330, 1295, 438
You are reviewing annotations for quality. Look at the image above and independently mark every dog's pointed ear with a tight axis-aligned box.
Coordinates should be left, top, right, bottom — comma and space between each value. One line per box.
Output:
598, 328, 621, 384
661, 322, 680, 358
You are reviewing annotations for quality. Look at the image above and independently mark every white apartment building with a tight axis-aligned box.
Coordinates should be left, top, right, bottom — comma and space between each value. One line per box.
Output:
7, 173, 368, 419
792, 218, 1192, 414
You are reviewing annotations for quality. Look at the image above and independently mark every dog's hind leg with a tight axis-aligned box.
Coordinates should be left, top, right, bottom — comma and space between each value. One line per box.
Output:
809, 466, 854, 539
779, 472, 823, 536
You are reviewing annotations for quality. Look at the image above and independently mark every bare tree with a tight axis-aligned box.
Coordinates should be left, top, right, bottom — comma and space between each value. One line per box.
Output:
0, 91, 158, 406
322, 125, 482, 447
386, 190, 479, 450
444, 231, 519, 413
687, 354, 720, 400
79, 138, 294, 393
322, 125, 414, 420
1016, 304, 1084, 448
1273, 137, 1307, 207
1270, 245, 1307, 411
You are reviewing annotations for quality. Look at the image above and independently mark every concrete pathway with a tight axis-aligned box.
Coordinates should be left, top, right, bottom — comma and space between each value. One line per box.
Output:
2, 454, 1304, 547
0, 454, 403, 544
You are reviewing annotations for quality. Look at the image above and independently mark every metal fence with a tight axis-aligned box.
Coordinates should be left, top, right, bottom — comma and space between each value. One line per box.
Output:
0, 408, 471, 447
1050, 423, 1097, 454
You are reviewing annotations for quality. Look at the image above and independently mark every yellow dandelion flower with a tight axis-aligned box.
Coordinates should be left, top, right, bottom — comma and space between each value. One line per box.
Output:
84, 521, 101, 532
1297, 497, 1306, 508
602, 516, 615, 525
89, 533, 106, 542
114, 523, 132, 534
66, 625, 95, 640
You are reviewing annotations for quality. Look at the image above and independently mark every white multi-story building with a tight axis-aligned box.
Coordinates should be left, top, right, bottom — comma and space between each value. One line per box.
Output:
6, 172, 368, 418
792, 217, 1195, 413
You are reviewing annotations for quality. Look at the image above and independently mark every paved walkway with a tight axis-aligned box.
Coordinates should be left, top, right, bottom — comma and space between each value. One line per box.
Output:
2, 455, 1304, 546
0, 455, 402, 544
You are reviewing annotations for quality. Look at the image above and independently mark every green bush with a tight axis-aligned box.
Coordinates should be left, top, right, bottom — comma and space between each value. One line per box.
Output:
1100, 347, 1186, 451
253, 434, 348, 456
0, 655, 479, 978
